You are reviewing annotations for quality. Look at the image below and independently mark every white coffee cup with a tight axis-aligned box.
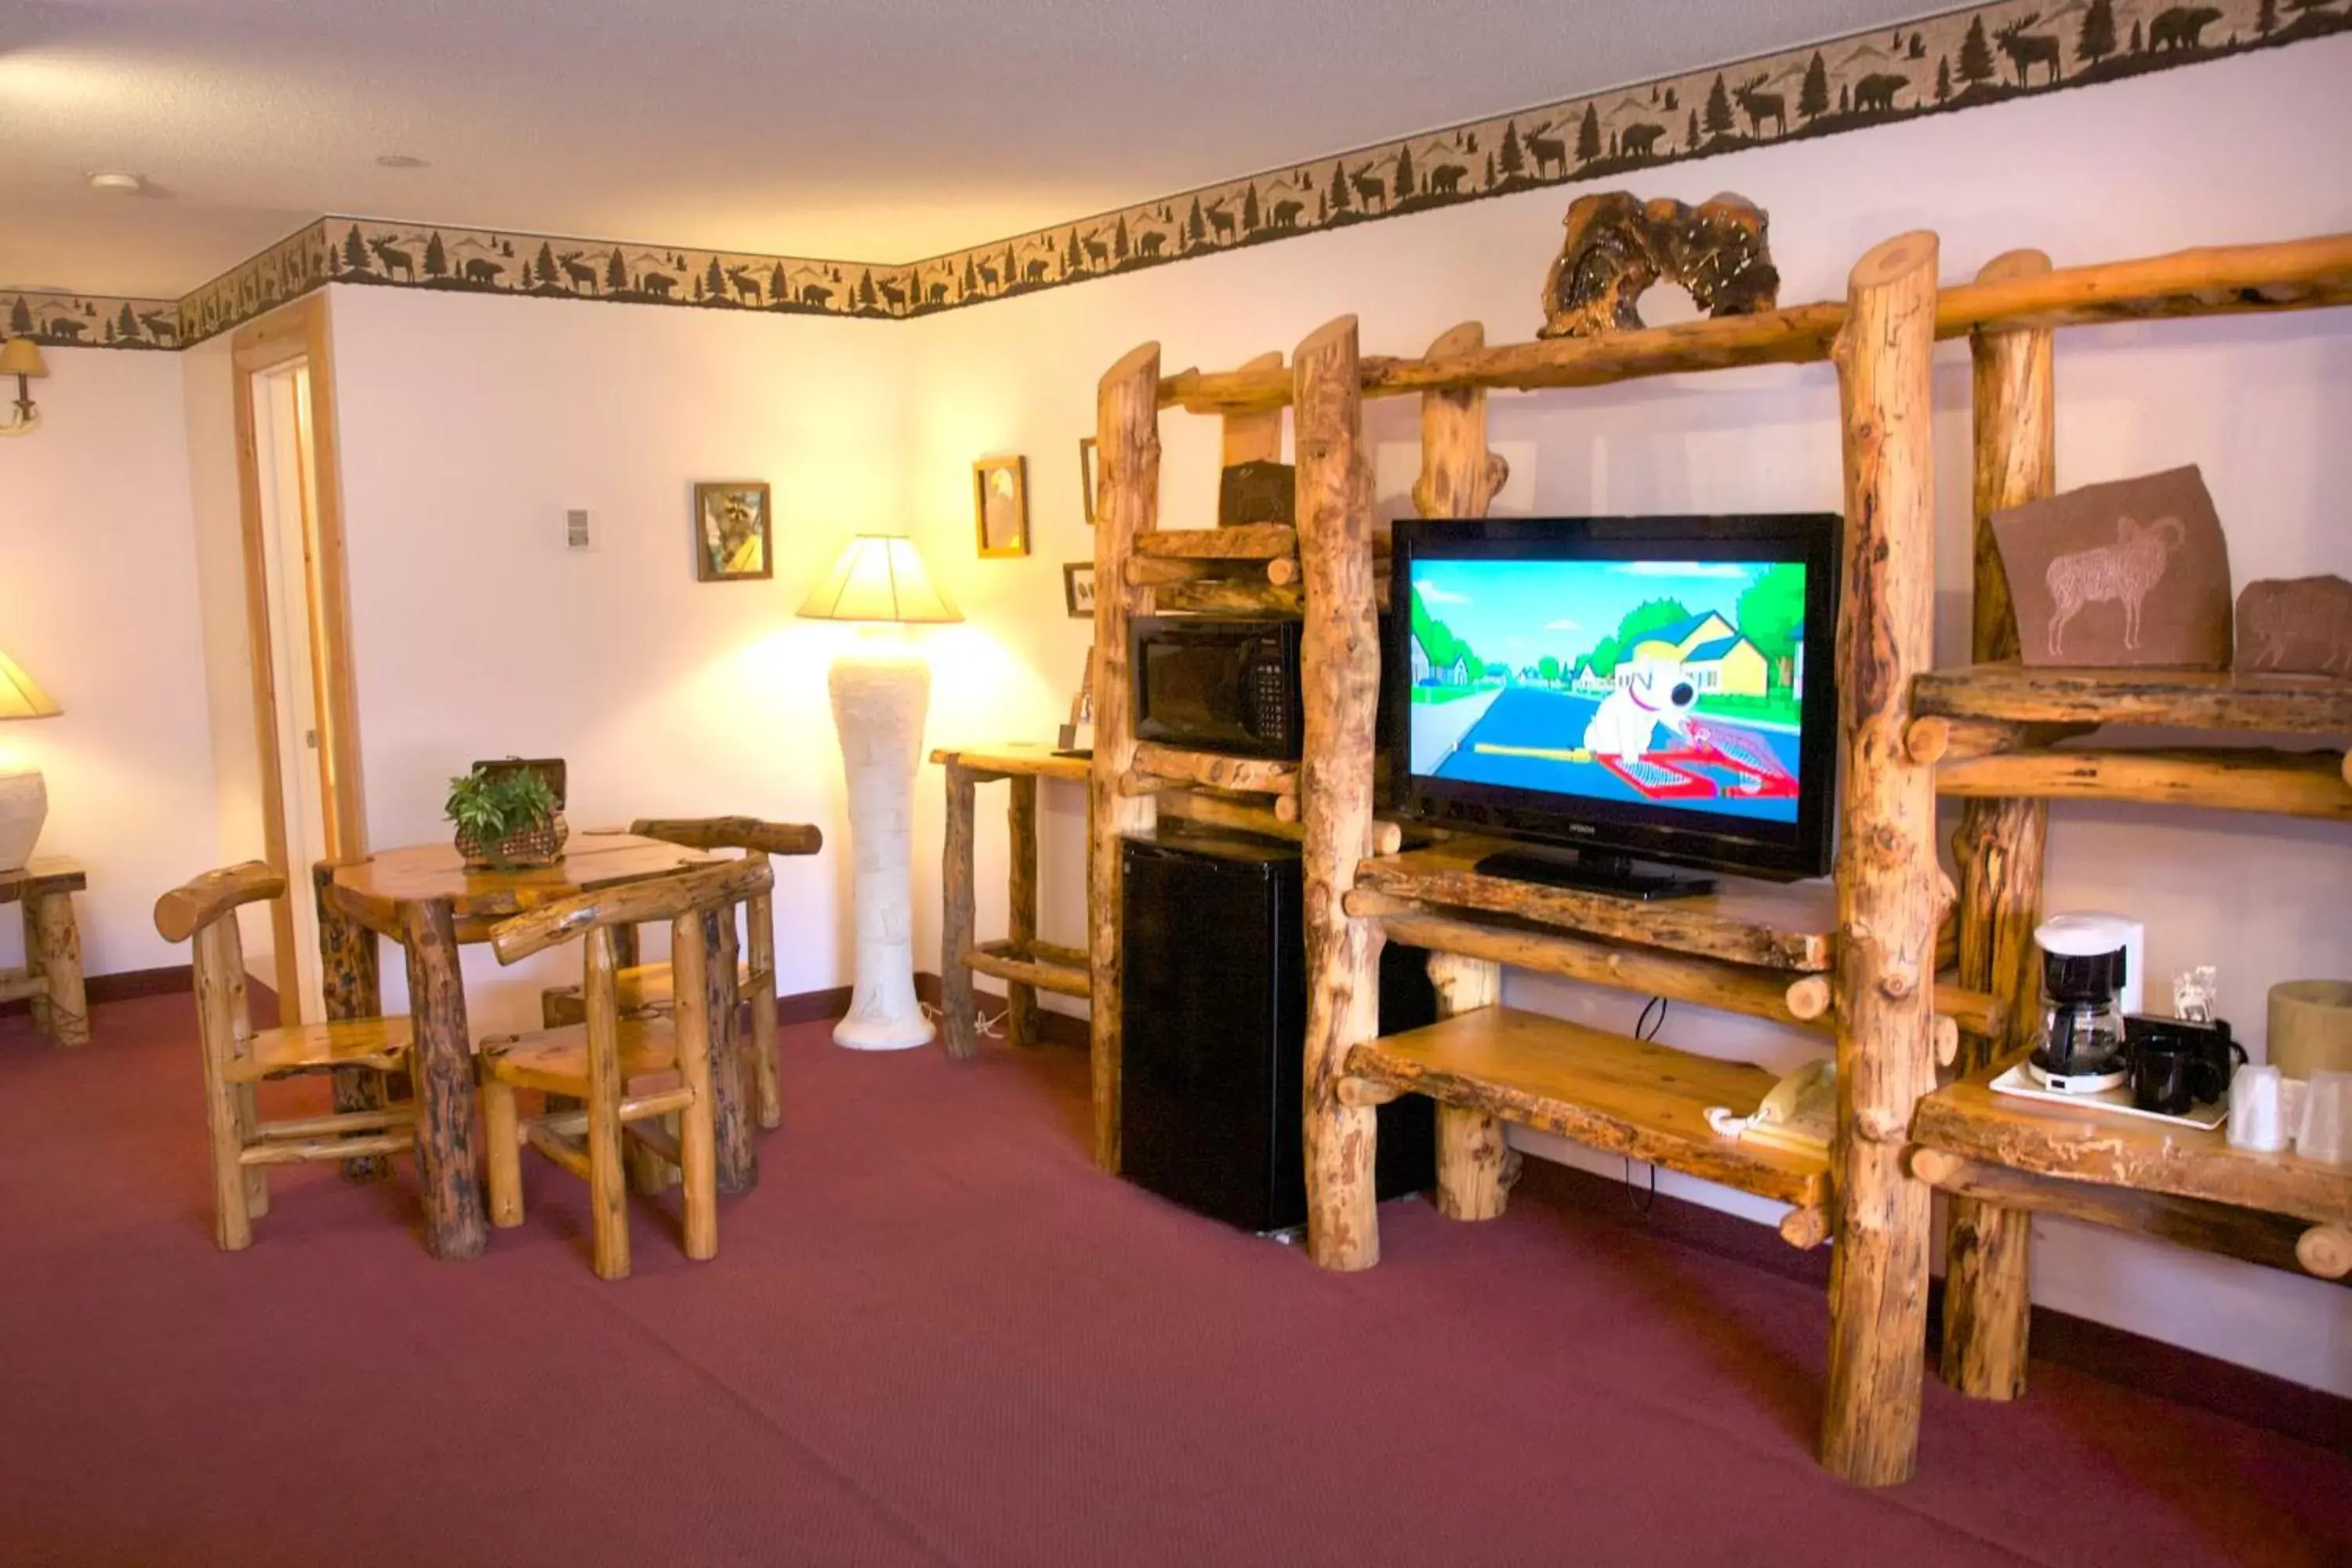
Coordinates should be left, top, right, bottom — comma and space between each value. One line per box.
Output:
2296, 1070, 2352, 1167
2228, 1063, 2289, 1153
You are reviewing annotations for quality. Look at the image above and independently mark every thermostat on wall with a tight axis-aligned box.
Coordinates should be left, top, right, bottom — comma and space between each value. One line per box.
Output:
566, 509, 590, 550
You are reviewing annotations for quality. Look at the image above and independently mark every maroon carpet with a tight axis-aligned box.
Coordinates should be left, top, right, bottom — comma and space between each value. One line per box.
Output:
2, 995, 2346, 1567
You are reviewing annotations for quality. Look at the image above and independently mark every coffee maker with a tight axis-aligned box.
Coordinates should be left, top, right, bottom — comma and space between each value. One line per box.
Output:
2028, 913, 2141, 1094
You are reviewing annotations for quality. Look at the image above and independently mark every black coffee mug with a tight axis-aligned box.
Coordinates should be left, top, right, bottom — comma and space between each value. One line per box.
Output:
2125, 1016, 2245, 1112
2130, 1045, 2198, 1116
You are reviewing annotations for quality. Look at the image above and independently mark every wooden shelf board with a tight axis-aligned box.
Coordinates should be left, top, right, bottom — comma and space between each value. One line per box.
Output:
1354, 839, 1835, 973
1129, 524, 1298, 561
930, 742, 1091, 782
1911, 1062, 2352, 1230
1913, 664, 2352, 735
1345, 1006, 1826, 1210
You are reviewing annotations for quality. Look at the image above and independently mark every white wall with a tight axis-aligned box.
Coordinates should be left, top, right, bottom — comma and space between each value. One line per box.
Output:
898, 35, 2352, 1394
324, 287, 917, 1033
0, 347, 219, 978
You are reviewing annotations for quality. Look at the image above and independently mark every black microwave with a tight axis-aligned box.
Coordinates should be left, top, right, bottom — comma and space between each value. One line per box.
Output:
1131, 617, 1304, 759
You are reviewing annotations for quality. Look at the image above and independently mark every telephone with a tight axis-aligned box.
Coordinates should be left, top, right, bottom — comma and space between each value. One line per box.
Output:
1705, 1058, 1836, 1158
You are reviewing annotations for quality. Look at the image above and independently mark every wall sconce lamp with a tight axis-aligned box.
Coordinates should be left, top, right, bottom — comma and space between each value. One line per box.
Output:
1, 336, 49, 436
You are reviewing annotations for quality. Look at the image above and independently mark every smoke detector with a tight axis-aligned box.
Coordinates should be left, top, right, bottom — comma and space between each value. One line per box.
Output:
85, 172, 147, 195
376, 154, 429, 169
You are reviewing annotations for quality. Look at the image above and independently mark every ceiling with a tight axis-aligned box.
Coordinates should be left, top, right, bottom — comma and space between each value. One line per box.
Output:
2, 0, 1948, 298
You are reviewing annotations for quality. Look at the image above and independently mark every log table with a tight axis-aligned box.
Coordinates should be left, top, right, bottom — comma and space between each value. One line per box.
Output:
0, 856, 89, 1047
930, 743, 1091, 1058
318, 832, 740, 1260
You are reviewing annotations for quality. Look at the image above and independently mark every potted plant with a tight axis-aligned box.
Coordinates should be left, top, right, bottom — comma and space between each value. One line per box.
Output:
445, 762, 567, 869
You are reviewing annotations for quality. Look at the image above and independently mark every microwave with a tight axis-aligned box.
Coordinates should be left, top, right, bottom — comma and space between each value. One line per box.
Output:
1131, 617, 1304, 759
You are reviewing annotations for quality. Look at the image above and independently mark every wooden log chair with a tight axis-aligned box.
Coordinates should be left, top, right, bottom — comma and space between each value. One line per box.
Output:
153, 862, 416, 1251
481, 856, 775, 1280
537, 816, 819, 1130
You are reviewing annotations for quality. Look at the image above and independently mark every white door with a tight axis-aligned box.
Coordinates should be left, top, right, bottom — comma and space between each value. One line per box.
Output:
252, 361, 332, 1024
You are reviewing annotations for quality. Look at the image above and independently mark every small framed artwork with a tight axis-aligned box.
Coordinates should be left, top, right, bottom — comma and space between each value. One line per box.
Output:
974, 455, 1029, 557
1078, 436, 1100, 527
693, 481, 772, 582
1063, 561, 1096, 619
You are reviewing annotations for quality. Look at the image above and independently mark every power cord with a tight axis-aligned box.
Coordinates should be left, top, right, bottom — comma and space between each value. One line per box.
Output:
916, 1000, 1007, 1039
1624, 994, 1669, 1212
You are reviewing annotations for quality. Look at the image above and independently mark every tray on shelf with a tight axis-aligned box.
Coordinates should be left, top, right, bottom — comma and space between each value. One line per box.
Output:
1987, 1061, 2226, 1131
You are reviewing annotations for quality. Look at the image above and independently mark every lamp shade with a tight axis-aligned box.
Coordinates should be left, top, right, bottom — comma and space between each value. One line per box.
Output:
0, 647, 60, 720
0, 338, 49, 379
797, 535, 962, 624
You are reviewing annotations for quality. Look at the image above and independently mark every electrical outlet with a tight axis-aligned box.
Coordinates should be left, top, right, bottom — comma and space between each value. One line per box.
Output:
565, 509, 590, 550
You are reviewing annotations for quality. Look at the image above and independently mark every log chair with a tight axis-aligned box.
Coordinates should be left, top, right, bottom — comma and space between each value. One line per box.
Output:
154, 861, 416, 1251
536, 815, 819, 1131
481, 856, 775, 1281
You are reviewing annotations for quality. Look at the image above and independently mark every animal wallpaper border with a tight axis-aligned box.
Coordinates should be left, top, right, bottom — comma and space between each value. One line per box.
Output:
9, 0, 2342, 352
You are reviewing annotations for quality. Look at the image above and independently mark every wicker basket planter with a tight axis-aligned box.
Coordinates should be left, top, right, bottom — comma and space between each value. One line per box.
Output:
456, 812, 568, 870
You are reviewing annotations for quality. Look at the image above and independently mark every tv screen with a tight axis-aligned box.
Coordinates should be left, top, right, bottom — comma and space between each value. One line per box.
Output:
1390, 516, 1841, 887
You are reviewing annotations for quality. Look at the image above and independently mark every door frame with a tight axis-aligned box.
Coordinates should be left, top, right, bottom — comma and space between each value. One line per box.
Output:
231, 294, 368, 1020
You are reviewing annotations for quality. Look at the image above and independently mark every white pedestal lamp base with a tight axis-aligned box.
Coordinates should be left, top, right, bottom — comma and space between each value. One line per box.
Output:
0, 765, 48, 873
828, 648, 935, 1051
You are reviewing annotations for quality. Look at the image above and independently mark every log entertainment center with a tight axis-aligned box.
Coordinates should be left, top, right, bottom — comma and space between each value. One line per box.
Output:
1082, 230, 2352, 1485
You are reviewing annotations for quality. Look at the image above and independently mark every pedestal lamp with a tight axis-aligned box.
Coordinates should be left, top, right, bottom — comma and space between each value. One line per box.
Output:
0, 647, 63, 871
797, 535, 961, 1050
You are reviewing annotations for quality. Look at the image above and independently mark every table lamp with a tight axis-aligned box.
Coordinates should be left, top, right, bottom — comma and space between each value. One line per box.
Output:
0, 646, 63, 870
1, 336, 46, 437
797, 535, 961, 1050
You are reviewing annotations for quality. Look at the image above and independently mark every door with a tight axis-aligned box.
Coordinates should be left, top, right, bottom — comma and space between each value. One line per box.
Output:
232, 296, 366, 1023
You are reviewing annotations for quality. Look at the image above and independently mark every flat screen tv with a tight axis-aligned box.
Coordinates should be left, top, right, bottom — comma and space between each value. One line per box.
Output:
1387, 514, 1842, 897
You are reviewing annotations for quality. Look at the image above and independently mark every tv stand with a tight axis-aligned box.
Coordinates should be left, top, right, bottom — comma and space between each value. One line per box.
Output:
1472, 845, 1716, 901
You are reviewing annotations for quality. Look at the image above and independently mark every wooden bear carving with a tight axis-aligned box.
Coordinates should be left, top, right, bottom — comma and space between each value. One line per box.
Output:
2236, 575, 2352, 676
1539, 191, 1780, 339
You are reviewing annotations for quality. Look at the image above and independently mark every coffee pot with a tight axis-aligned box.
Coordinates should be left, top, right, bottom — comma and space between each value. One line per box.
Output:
2027, 913, 2140, 1094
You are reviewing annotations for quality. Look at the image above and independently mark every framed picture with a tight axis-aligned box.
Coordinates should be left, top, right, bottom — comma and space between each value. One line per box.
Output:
693, 481, 772, 582
1062, 561, 1096, 619
1079, 436, 1099, 527
974, 455, 1029, 557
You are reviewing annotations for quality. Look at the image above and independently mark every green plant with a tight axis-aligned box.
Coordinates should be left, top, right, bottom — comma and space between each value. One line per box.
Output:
444, 764, 558, 858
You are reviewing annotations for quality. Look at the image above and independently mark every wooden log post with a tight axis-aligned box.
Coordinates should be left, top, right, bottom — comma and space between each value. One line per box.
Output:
1426, 950, 1518, 1221
1006, 774, 1040, 1048
1295, 316, 1385, 1272
941, 760, 979, 1058
1942, 249, 2058, 1404
1410, 321, 1515, 1227
314, 860, 390, 1181
704, 905, 754, 1192
746, 886, 779, 1128
1820, 231, 1942, 1488
1089, 342, 1163, 1174
401, 896, 488, 1260
26, 890, 88, 1046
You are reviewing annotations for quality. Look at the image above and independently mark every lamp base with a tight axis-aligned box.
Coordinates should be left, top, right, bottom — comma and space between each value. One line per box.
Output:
829, 646, 935, 1052
0, 765, 46, 873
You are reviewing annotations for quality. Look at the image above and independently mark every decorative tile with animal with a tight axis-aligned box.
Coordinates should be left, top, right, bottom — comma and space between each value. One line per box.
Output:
2235, 575, 2352, 676
1406, 557, 1809, 822
1991, 465, 2233, 668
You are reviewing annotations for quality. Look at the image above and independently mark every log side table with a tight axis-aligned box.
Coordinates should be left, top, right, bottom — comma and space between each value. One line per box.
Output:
0, 856, 89, 1046
930, 744, 1091, 1058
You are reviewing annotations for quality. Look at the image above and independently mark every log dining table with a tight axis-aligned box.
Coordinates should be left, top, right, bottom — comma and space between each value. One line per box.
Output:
314, 831, 757, 1260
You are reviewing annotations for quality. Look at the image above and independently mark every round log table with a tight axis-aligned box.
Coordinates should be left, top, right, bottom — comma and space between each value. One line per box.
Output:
318, 831, 757, 1259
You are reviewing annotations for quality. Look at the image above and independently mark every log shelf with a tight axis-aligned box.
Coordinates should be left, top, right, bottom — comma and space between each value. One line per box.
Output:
1352, 839, 1835, 973
1343, 1006, 1828, 1219
1914, 1062, 2352, 1234
1086, 228, 2352, 1489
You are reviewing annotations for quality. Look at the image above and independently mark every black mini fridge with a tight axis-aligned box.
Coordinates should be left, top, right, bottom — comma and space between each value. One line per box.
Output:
1120, 828, 1438, 1233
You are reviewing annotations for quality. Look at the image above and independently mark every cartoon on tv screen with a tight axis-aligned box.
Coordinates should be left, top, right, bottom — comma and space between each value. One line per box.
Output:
1406, 558, 1808, 823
